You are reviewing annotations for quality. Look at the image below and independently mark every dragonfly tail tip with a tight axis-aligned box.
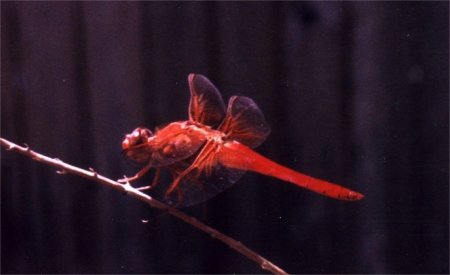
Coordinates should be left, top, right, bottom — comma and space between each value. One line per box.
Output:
349, 191, 364, 200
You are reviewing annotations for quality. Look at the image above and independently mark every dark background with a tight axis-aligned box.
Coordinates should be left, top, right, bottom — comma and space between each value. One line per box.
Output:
1, 1, 448, 274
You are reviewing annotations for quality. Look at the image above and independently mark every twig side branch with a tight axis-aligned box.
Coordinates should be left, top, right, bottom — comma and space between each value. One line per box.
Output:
0, 137, 288, 275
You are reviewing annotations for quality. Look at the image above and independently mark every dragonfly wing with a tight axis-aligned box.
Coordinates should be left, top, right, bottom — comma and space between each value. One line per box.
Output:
188, 74, 226, 128
219, 96, 271, 148
152, 159, 245, 207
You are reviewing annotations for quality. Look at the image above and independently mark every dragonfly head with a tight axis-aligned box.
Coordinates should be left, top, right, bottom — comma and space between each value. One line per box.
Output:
122, 127, 153, 150
122, 127, 154, 164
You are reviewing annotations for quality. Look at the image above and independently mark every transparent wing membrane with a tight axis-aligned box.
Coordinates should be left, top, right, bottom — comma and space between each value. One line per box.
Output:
219, 96, 271, 148
188, 74, 226, 128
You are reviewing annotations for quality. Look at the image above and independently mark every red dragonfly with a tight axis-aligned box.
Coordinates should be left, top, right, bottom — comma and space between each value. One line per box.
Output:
121, 74, 364, 207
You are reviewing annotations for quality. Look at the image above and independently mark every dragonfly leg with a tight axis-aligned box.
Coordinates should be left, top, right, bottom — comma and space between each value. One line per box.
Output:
169, 188, 185, 208
165, 165, 196, 196
118, 163, 152, 183
136, 168, 161, 191
165, 142, 217, 197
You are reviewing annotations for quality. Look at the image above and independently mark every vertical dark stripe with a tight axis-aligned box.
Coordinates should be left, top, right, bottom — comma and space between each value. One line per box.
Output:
69, 3, 100, 272
1, 2, 28, 140
270, 2, 288, 149
206, 2, 219, 79
340, 3, 355, 182
71, 2, 93, 162
138, 1, 156, 125
1, 2, 33, 271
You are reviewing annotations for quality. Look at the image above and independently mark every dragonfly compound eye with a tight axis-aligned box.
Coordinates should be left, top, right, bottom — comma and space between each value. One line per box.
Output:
122, 127, 152, 150
139, 128, 153, 139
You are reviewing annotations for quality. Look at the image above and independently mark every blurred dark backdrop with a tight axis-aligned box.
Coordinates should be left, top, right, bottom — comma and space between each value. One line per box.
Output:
1, 1, 448, 274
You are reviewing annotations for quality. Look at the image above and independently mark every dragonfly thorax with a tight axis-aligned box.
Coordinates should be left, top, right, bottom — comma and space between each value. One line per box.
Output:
178, 121, 225, 143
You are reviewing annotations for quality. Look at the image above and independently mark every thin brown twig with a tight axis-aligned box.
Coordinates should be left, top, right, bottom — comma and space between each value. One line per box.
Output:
0, 137, 288, 275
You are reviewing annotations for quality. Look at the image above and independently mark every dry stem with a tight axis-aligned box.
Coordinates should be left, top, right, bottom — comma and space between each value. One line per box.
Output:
0, 137, 287, 274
